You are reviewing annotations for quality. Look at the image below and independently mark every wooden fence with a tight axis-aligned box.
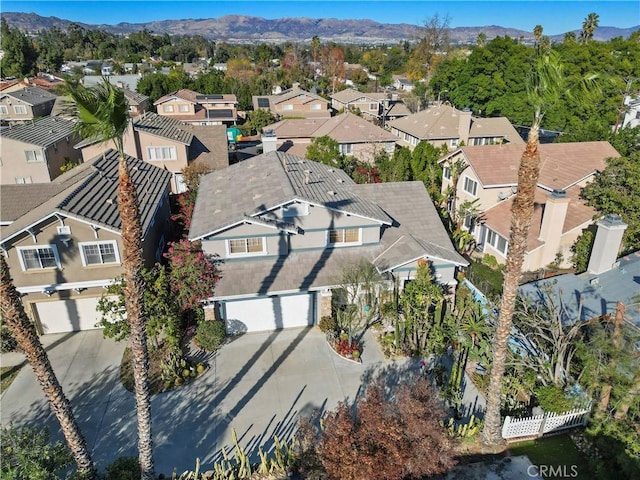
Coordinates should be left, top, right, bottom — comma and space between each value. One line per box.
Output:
501, 408, 590, 440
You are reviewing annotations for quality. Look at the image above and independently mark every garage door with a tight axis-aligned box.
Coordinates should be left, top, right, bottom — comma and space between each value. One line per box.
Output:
224, 293, 314, 334
34, 297, 107, 334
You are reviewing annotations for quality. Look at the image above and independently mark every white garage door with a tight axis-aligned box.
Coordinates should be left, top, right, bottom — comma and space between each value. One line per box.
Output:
224, 293, 314, 334
35, 297, 106, 334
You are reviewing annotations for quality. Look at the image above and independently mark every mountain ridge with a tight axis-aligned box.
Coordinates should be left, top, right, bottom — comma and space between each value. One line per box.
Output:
2, 12, 637, 44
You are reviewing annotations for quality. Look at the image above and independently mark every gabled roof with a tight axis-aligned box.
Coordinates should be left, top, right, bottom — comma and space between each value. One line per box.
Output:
0, 150, 172, 244
271, 86, 326, 105
469, 116, 523, 144
1, 86, 57, 106
331, 88, 387, 104
189, 151, 393, 240
268, 112, 397, 143
132, 111, 194, 145
0, 116, 76, 147
446, 142, 619, 190
182, 124, 229, 170
121, 88, 149, 106
154, 89, 237, 105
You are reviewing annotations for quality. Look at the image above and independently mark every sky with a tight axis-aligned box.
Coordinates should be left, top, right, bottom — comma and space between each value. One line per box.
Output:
2, 0, 639, 36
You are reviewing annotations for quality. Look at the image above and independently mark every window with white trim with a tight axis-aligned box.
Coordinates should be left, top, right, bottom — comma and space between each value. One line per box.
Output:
15, 176, 33, 184
283, 104, 294, 111
328, 228, 360, 245
179, 104, 189, 112
340, 143, 353, 155
450, 138, 459, 148
25, 150, 44, 163
79, 241, 120, 266
0, 105, 8, 114
486, 229, 508, 255
369, 103, 377, 111
18, 245, 60, 270
163, 105, 174, 113
13, 105, 27, 114
463, 177, 478, 196
147, 146, 177, 161
443, 166, 452, 180
228, 237, 265, 256
310, 103, 322, 110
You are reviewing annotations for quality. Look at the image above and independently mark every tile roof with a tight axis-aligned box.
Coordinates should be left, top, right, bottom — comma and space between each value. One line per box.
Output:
469, 116, 524, 144
132, 111, 194, 145
121, 88, 149, 105
189, 151, 393, 240
154, 89, 237, 105
456, 141, 619, 190
1, 86, 57, 106
182, 124, 230, 170
0, 116, 76, 147
330, 88, 386, 104
0, 150, 172, 243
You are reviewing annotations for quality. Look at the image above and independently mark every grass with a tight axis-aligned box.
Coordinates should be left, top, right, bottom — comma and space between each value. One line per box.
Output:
120, 344, 168, 395
1, 364, 23, 393
508, 433, 592, 479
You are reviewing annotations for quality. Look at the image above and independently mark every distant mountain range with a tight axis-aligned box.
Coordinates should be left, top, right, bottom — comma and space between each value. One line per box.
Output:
3, 12, 638, 44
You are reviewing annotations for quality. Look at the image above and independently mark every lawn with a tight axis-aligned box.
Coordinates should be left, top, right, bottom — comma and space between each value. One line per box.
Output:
0, 364, 23, 393
508, 433, 592, 479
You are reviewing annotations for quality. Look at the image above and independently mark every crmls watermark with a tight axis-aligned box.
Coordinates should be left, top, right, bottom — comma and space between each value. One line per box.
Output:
527, 464, 579, 478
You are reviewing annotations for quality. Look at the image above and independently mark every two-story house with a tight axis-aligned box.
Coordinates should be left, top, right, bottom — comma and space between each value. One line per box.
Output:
330, 88, 389, 120
154, 89, 239, 126
0, 86, 58, 125
263, 112, 398, 163
0, 116, 83, 185
389, 104, 525, 151
252, 85, 331, 119
0, 150, 172, 334
439, 141, 620, 272
188, 151, 467, 334
122, 88, 150, 117
76, 112, 229, 193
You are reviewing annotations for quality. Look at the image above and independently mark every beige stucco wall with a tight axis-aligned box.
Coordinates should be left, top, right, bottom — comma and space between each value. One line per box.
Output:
351, 141, 396, 164
0, 97, 55, 123
1, 136, 83, 184
157, 99, 196, 116
275, 98, 329, 118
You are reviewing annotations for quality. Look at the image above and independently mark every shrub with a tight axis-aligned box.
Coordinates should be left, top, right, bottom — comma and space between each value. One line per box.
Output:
318, 315, 337, 333
466, 260, 504, 300
195, 320, 226, 352
0, 323, 17, 352
105, 456, 141, 480
534, 385, 575, 413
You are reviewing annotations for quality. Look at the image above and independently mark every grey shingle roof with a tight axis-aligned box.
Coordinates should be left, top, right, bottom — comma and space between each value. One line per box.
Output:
1, 149, 172, 243
0, 116, 76, 147
189, 151, 392, 240
133, 111, 194, 145
121, 88, 149, 105
2, 86, 57, 106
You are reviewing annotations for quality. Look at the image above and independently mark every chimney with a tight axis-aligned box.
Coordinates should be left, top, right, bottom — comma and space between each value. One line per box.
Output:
457, 108, 472, 146
538, 189, 571, 266
587, 214, 627, 275
261, 129, 278, 153
304, 170, 311, 185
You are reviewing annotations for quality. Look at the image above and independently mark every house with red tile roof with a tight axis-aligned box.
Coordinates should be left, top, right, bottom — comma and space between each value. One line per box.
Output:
440, 141, 620, 272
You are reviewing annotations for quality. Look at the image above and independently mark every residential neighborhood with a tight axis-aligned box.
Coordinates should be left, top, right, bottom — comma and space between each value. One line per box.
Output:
0, 6, 639, 480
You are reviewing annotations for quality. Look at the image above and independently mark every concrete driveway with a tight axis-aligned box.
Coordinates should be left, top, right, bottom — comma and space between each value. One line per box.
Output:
1, 327, 416, 476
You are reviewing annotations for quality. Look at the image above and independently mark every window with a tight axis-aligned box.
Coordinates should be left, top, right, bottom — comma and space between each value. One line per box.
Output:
486, 229, 508, 255
283, 203, 309, 217
450, 138, 459, 148
18, 245, 60, 270
328, 228, 360, 245
79, 241, 120, 266
228, 237, 265, 256
443, 166, 452, 180
463, 177, 478, 196
283, 104, 294, 111
369, 103, 377, 111
13, 105, 27, 114
25, 150, 43, 163
179, 104, 190, 112
310, 104, 322, 110
0, 105, 7, 114
15, 176, 32, 184
163, 105, 174, 113
340, 143, 353, 155
147, 146, 177, 161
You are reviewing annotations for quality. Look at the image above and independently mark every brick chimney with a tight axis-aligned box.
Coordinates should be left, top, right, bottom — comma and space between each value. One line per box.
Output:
587, 214, 627, 275
457, 108, 472, 146
538, 189, 571, 265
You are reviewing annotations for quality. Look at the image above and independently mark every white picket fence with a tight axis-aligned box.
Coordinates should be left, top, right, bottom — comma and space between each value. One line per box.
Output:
501, 408, 590, 440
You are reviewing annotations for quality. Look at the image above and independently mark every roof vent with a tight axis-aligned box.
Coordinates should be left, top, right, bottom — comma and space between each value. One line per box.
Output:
304, 170, 311, 185
337, 178, 344, 183
498, 192, 507, 201
327, 190, 336, 196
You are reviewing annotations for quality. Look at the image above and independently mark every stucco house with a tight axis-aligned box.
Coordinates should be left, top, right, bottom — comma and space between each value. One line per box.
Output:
0, 86, 58, 125
0, 116, 83, 185
262, 112, 398, 163
389, 104, 524, 151
188, 151, 467, 334
154, 89, 239, 126
330, 88, 390, 119
0, 150, 172, 334
439, 141, 620, 272
77, 111, 229, 193
252, 85, 331, 119
122, 88, 150, 117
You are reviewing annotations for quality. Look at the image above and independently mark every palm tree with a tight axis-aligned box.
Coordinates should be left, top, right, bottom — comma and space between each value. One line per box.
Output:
533, 25, 543, 51
63, 78, 155, 479
480, 51, 600, 447
0, 256, 96, 479
580, 12, 599, 44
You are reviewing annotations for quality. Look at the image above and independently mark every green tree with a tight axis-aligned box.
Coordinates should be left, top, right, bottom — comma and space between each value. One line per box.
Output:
305, 135, 343, 167
242, 108, 275, 136
580, 12, 600, 44
63, 78, 155, 479
0, 18, 38, 77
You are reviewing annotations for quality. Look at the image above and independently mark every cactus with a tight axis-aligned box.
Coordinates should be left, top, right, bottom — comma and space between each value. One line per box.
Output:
446, 415, 483, 438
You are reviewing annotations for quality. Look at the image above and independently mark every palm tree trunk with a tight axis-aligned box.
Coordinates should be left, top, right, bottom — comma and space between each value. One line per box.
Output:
0, 256, 96, 479
481, 127, 541, 447
118, 159, 154, 480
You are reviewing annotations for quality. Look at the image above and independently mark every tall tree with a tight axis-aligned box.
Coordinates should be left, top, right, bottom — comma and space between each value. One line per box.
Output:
63, 79, 155, 479
533, 25, 543, 51
580, 12, 600, 45
0, 18, 38, 77
0, 256, 95, 478
481, 51, 600, 446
